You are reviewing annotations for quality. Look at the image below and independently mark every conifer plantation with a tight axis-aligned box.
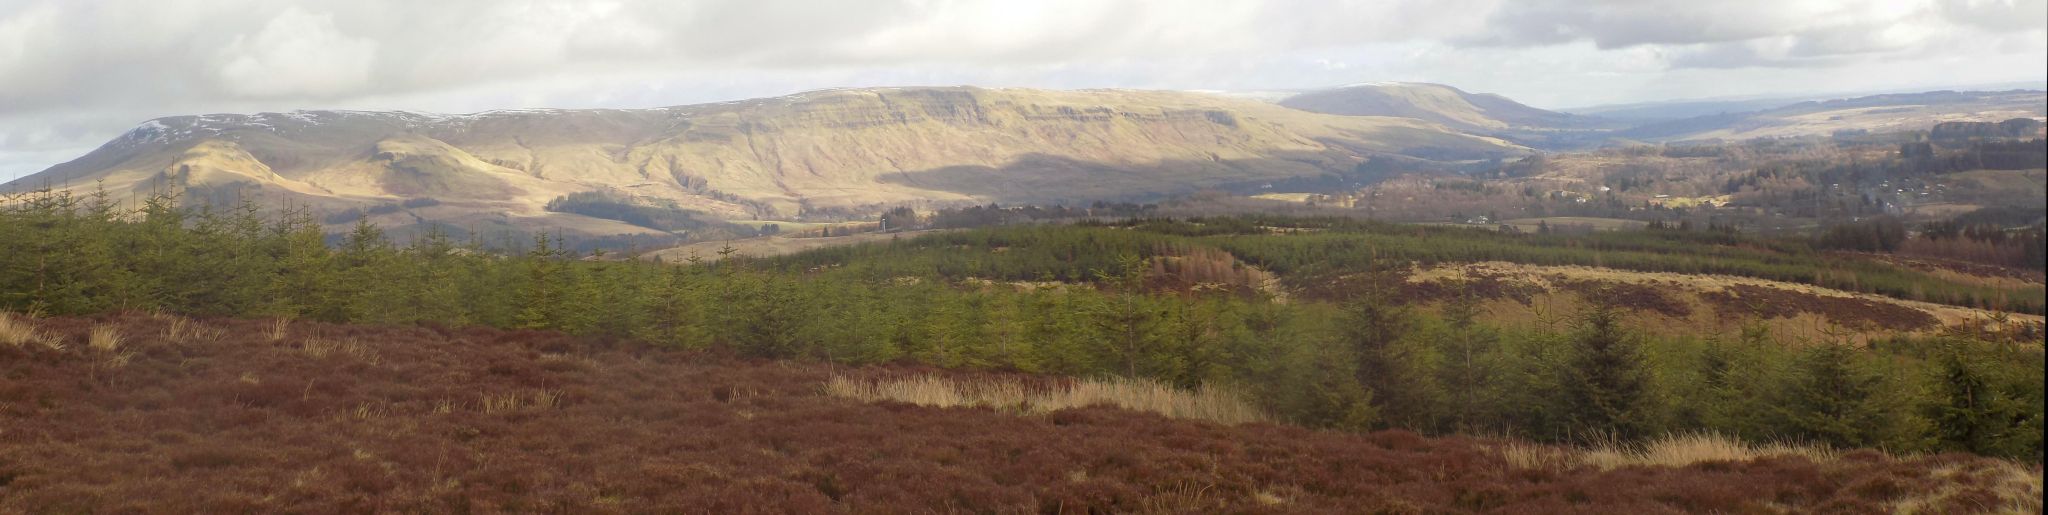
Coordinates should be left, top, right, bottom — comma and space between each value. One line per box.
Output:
4, 189, 2041, 465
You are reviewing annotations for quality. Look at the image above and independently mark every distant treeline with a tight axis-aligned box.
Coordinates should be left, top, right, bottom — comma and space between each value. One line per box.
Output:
544, 190, 760, 240
925, 202, 1158, 229
2, 190, 2041, 461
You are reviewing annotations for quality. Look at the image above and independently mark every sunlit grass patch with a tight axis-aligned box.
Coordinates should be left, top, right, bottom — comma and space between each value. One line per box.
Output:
164, 316, 224, 344
826, 374, 1271, 426
299, 338, 380, 364
88, 325, 123, 352
266, 317, 291, 342
0, 312, 50, 348
1501, 432, 1839, 471
481, 389, 563, 414
1892, 460, 2044, 515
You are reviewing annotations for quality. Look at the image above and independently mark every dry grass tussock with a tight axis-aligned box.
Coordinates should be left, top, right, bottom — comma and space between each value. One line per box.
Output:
1500, 432, 1838, 471
162, 316, 224, 343
826, 374, 1271, 426
1894, 461, 2044, 515
0, 312, 69, 350
265, 317, 291, 342
88, 325, 123, 352
0, 312, 51, 348
299, 338, 379, 364
1499, 432, 2044, 512
480, 389, 564, 414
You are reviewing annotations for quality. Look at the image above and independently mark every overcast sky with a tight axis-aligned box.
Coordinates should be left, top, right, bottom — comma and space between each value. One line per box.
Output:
2, 0, 2044, 181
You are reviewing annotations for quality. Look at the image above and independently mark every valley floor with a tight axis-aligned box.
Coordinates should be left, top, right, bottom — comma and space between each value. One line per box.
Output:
1, 314, 2039, 513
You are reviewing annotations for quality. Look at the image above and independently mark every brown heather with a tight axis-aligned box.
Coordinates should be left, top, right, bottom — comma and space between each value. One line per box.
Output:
0, 313, 2038, 513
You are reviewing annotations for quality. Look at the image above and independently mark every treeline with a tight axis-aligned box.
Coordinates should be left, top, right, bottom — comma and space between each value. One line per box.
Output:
925, 202, 1157, 230
1110, 216, 2042, 312
544, 190, 759, 240
1, 190, 2041, 460
1814, 211, 2047, 270
1725, 139, 2047, 197
321, 197, 440, 224
768, 215, 2041, 312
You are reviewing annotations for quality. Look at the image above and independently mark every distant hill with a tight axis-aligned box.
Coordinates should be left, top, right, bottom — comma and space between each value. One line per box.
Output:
1619, 90, 2048, 142
8, 87, 1522, 236
1278, 82, 1605, 132
1277, 82, 1622, 149
1562, 97, 1815, 123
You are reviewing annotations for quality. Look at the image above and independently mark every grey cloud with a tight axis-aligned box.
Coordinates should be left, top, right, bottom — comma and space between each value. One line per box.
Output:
1462, 0, 1811, 49
1939, 0, 2048, 32
1666, 42, 1855, 69
1470, 0, 2048, 69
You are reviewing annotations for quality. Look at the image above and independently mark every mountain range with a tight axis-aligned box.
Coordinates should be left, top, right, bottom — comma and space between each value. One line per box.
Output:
8, 83, 2041, 239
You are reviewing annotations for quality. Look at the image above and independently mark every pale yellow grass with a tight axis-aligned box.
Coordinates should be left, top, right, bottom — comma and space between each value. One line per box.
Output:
266, 317, 292, 342
88, 325, 123, 352
1501, 432, 2043, 511
826, 375, 1271, 426
0, 312, 50, 348
163, 316, 224, 344
1250, 192, 1317, 203
300, 338, 380, 364
1499, 432, 1836, 471
480, 389, 563, 414
1893, 461, 2044, 515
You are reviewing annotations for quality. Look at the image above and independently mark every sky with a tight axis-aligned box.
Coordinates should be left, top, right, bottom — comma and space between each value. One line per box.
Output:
1, 0, 2044, 181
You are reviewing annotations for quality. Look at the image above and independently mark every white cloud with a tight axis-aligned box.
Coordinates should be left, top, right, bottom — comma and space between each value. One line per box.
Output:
216, 8, 377, 98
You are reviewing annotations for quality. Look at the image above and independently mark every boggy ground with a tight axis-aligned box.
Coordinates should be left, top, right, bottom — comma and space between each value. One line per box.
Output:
0, 313, 2038, 513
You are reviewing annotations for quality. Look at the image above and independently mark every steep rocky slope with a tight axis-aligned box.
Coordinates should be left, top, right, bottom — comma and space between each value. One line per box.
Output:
11, 87, 1522, 233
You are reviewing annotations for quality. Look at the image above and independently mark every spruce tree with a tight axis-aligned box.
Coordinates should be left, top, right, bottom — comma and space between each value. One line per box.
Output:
268, 206, 340, 320
1931, 340, 2030, 457
339, 216, 399, 322
1560, 301, 1655, 441
1436, 286, 1499, 432
1338, 271, 1430, 428
1090, 254, 1163, 377
513, 233, 565, 330
1778, 343, 1921, 450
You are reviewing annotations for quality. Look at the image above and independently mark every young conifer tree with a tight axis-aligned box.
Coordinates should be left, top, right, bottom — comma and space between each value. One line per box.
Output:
1560, 299, 1655, 441
1339, 268, 1430, 429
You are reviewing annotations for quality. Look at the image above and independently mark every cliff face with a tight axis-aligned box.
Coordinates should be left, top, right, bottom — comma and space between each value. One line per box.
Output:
16, 87, 1522, 227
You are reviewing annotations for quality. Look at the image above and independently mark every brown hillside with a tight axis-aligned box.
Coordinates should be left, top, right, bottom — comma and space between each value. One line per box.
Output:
0, 313, 2037, 513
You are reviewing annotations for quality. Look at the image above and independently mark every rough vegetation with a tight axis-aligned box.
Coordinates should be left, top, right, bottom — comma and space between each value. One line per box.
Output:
3, 191, 2042, 460
1, 314, 2039, 513
1, 188, 2043, 512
